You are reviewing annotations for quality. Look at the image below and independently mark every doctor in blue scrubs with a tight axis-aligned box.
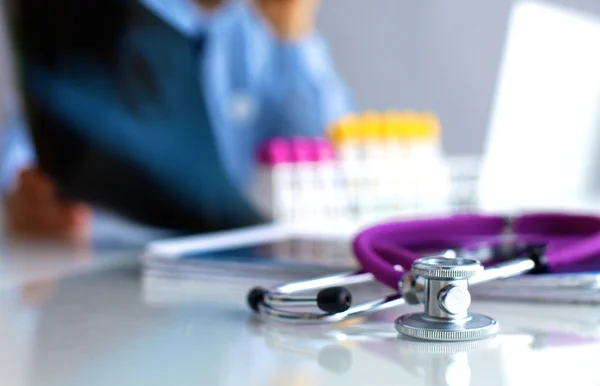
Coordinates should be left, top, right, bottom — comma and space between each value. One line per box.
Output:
1, 0, 354, 240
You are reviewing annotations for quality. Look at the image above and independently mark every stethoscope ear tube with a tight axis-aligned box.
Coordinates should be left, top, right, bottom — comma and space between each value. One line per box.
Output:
247, 271, 406, 324
351, 214, 508, 289
248, 286, 353, 314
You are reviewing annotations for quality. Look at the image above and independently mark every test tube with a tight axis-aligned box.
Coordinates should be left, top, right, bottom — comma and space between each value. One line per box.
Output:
329, 115, 361, 223
406, 112, 427, 215
253, 138, 294, 223
382, 111, 413, 216
360, 111, 385, 222
314, 138, 342, 224
408, 113, 450, 214
381, 111, 405, 216
380, 111, 398, 216
290, 137, 318, 225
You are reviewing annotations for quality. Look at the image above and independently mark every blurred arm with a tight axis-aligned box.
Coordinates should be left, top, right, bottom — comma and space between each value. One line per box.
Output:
267, 33, 355, 137
238, 1, 355, 138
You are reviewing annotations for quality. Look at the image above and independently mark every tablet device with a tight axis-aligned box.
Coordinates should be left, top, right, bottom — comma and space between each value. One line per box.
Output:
142, 224, 360, 282
144, 222, 600, 304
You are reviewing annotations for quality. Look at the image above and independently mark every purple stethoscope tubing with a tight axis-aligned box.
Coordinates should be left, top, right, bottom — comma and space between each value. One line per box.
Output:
352, 212, 600, 290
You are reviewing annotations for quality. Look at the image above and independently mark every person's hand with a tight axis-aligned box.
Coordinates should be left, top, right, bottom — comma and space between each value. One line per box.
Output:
253, 0, 319, 41
3, 167, 92, 244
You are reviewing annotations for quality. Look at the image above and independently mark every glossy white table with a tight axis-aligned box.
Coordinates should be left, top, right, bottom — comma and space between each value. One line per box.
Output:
1, 236, 600, 386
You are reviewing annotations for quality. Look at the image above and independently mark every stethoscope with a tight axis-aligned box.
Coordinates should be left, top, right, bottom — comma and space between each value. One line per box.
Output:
247, 212, 600, 341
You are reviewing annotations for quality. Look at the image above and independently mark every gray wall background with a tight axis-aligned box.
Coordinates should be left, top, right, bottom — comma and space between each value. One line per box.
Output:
316, 0, 600, 155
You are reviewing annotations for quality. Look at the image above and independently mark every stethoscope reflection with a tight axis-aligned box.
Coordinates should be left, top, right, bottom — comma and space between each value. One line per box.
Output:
246, 303, 600, 385
245, 315, 394, 374
392, 338, 499, 386
246, 315, 503, 386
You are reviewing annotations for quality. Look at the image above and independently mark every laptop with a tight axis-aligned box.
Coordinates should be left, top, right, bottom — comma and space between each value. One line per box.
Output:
478, 0, 600, 213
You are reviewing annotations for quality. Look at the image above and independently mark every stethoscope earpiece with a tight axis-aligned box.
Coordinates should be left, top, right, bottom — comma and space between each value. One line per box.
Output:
248, 285, 353, 314
316, 287, 353, 314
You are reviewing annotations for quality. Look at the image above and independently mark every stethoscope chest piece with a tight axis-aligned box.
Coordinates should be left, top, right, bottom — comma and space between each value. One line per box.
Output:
395, 257, 499, 341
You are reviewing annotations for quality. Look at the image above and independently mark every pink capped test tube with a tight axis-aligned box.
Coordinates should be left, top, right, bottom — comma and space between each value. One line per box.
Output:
256, 137, 292, 166
314, 137, 336, 161
313, 138, 346, 224
250, 137, 295, 222
290, 136, 317, 163
289, 137, 319, 224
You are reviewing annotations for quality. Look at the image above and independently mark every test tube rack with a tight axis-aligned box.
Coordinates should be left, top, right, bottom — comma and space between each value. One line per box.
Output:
249, 111, 481, 226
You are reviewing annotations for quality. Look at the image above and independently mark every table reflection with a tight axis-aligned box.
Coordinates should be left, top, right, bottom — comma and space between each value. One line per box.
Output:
243, 298, 600, 386
0, 277, 52, 386
0, 262, 599, 386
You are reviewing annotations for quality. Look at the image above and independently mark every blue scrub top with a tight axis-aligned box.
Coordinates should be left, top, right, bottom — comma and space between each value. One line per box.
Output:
1, 0, 354, 230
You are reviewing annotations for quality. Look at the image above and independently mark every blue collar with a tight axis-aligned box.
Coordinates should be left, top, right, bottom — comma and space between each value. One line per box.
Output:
138, 0, 207, 36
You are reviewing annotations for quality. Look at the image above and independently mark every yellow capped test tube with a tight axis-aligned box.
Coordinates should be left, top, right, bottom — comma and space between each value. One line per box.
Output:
383, 110, 416, 151
413, 112, 449, 213
407, 112, 425, 141
328, 113, 365, 172
382, 109, 401, 132
424, 111, 442, 140
360, 110, 383, 141
380, 110, 409, 214
357, 111, 388, 221
328, 114, 364, 221
328, 114, 360, 148
410, 111, 441, 141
